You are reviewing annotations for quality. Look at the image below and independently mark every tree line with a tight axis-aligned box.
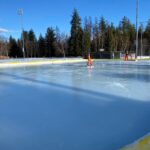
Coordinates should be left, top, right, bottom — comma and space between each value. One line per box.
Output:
0, 9, 150, 58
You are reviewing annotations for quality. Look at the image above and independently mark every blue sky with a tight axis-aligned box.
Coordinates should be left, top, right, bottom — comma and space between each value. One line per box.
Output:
0, 0, 149, 39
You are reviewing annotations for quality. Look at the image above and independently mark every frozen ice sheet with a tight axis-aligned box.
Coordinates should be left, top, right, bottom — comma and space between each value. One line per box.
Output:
0, 60, 150, 150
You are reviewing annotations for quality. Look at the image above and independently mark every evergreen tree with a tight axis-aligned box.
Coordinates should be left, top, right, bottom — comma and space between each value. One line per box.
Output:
144, 20, 150, 55
119, 17, 135, 52
22, 31, 29, 57
9, 36, 22, 57
69, 9, 83, 56
128, 24, 135, 51
17, 39, 22, 57
114, 27, 121, 51
92, 17, 99, 52
83, 17, 91, 56
38, 34, 46, 57
145, 20, 150, 43
84, 17, 92, 39
105, 24, 115, 51
45, 27, 56, 57
99, 17, 107, 49
28, 29, 37, 57
83, 31, 91, 56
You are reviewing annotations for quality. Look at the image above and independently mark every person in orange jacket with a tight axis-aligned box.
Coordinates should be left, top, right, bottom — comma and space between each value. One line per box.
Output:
87, 54, 92, 66
125, 50, 129, 61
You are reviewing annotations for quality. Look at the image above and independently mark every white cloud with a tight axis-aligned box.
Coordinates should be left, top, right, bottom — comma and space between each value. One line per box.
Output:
0, 28, 9, 33
0, 28, 20, 34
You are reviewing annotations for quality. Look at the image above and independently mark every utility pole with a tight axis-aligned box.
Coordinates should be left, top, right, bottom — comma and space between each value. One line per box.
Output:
17, 9, 25, 58
135, 0, 139, 60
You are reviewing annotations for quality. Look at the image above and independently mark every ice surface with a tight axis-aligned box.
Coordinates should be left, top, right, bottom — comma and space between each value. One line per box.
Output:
0, 60, 150, 150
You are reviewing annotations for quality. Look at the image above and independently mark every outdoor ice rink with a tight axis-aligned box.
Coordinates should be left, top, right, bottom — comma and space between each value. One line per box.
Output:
0, 60, 150, 150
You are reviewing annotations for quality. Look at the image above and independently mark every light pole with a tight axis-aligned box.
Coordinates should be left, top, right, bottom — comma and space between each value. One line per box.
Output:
17, 9, 25, 58
140, 23, 143, 58
135, 0, 139, 60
